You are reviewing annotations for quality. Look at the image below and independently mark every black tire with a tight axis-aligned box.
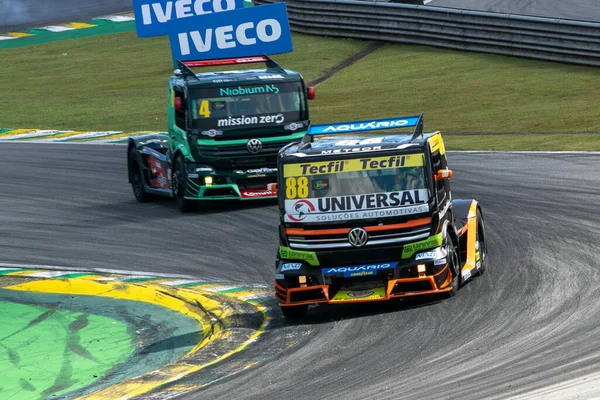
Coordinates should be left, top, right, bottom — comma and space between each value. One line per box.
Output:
172, 155, 196, 213
443, 231, 461, 298
474, 211, 487, 276
129, 147, 152, 203
281, 304, 308, 319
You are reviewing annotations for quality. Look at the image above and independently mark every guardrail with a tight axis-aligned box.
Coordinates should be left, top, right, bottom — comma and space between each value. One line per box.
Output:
255, 0, 600, 67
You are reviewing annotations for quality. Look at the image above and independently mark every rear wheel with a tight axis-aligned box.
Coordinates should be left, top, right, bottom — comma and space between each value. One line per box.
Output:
172, 155, 196, 213
129, 147, 152, 203
281, 304, 308, 319
474, 212, 487, 276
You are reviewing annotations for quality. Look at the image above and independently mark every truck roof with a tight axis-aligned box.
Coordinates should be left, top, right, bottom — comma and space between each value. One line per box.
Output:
173, 68, 303, 87
279, 115, 445, 159
281, 132, 438, 158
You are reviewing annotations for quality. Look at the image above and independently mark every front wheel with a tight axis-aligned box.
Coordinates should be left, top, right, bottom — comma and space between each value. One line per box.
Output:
281, 304, 308, 319
442, 232, 461, 298
474, 211, 487, 276
172, 155, 196, 213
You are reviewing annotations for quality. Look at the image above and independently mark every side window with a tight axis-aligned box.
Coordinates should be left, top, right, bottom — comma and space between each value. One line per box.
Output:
174, 89, 186, 130
431, 151, 446, 204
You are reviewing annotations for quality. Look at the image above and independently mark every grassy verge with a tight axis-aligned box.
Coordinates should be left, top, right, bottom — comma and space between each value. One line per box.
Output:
0, 33, 367, 132
313, 44, 600, 134
1, 31, 599, 150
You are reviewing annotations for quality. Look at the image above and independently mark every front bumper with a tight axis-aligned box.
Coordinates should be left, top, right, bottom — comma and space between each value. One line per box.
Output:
184, 164, 277, 200
276, 268, 453, 306
275, 247, 454, 306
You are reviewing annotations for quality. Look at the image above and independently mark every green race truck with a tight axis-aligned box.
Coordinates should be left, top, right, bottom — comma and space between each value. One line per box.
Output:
127, 56, 314, 212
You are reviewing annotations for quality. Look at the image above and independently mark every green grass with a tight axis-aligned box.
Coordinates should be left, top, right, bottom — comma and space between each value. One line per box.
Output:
0, 33, 367, 132
1, 31, 599, 150
313, 44, 600, 134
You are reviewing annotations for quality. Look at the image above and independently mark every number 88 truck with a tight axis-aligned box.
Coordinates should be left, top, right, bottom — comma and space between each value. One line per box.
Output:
274, 114, 487, 318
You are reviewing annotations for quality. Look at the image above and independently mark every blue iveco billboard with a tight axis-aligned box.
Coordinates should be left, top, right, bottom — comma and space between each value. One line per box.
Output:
168, 3, 293, 66
132, 0, 246, 37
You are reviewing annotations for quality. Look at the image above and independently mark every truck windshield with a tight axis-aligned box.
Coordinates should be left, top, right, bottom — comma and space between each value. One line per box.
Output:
188, 81, 305, 131
282, 154, 431, 223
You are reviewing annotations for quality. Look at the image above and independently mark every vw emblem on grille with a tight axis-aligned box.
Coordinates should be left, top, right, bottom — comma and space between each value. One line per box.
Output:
247, 138, 263, 154
348, 227, 368, 248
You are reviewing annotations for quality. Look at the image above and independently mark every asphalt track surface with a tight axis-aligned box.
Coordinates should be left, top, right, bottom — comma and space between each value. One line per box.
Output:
1, 142, 600, 399
427, 0, 600, 22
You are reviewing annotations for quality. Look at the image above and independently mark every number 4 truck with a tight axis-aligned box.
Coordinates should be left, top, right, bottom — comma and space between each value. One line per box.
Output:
127, 56, 314, 212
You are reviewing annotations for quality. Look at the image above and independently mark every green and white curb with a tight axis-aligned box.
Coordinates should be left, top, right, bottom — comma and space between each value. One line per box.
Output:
0, 264, 275, 399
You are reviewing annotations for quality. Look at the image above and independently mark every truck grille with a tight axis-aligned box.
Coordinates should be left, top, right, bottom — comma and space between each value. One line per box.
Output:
197, 142, 285, 169
287, 222, 431, 250
197, 142, 284, 158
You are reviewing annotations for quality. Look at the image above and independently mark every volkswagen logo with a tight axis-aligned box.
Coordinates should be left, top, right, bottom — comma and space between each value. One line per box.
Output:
247, 138, 263, 154
348, 227, 368, 248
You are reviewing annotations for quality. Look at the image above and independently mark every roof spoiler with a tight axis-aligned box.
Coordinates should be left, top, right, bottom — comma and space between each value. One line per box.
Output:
303, 114, 424, 143
175, 54, 286, 80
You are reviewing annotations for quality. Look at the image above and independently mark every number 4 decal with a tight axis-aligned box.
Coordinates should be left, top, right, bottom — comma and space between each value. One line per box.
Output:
199, 100, 211, 118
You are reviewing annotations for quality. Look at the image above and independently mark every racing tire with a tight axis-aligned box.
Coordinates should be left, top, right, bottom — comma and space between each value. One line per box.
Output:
474, 212, 487, 276
172, 155, 196, 213
280, 305, 308, 319
442, 231, 461, 298
129, 147, 152, 203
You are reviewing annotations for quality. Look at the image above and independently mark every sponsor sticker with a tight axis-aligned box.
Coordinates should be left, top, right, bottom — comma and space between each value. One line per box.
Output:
415, 251, 436, 261
275, 273, 285, 279
259, 74, 285, 80
322, 262, 397, 278
311, 179, 329, 191
309, 117, 420, 135
201, 129, 223, 137
401, 233, 443, 259
212, 101, 226, 110
217, 113, 284, 128
434, 258, 447, 266
284, 122, 304, 131
219, 84, 280, 96
331, 287, 386, 302
240, 190, 276, 198
281, 263, 302, 272
283, 154, 424, 177
279, 246, 319, 266
246, 168, 277, 174
462, 269, 472, 280
476, 260, 482, 269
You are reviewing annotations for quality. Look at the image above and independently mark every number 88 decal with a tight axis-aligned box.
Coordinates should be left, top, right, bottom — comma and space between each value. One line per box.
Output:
285, 177, 309, 199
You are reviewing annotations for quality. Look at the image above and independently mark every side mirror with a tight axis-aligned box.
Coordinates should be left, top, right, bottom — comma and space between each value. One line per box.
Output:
434, 169, 453, 181
307, 86, 316, 100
